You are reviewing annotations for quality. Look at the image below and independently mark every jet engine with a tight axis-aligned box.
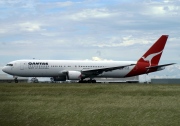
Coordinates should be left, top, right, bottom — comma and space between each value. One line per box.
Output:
67, 71, 82, 80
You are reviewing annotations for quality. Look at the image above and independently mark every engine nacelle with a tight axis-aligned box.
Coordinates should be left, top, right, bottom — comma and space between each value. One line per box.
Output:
51, 76, 66, 81
68, 71, 82, 80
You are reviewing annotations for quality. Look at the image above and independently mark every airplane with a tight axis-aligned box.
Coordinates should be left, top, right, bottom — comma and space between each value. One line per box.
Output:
2, 35, 175, 83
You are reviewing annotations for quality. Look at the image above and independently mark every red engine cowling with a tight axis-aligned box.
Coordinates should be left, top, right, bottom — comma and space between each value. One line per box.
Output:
68, 71, 82, 80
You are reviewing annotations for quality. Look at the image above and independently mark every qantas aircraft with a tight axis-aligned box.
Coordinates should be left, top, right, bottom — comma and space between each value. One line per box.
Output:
2, 35, 175, 83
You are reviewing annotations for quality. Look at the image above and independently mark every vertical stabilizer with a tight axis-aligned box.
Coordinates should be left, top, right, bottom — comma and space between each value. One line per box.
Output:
138, 35, 168, 66
126, 35, 169, 77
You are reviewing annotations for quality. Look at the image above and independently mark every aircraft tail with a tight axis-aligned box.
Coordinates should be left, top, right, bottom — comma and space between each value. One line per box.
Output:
125, 35, 175, 77
138, 35, 168, 66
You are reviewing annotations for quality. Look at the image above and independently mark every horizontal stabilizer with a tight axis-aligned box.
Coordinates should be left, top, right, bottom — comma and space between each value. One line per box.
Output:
146, 63, 176, 69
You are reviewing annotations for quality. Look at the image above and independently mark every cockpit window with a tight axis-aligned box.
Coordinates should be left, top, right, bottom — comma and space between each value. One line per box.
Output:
6, 64, 13, 66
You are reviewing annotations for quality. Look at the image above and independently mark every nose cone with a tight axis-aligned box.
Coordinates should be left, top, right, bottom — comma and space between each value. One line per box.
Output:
2, 65, 14, 75
2, 66, 7, 73
2, 66, 9, 74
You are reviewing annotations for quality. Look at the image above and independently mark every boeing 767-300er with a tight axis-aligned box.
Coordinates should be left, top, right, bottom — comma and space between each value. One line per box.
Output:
2, 35, 175, 83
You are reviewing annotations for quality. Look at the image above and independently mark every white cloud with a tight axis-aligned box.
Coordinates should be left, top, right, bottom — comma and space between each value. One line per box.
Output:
92, 36, 152, 47
56, 1, 74, 7
0, 0, 21, 5
70, 8, 116, 20
141, 1, 180, 16
0, 21, 44, 35
19, 22, 44, 32
91, 57, 113, 61
12, 40, 33, 45
0, 28, 8, 34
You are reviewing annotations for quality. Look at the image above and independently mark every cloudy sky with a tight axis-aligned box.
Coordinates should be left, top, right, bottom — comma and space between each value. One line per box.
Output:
0, 0, 180, 80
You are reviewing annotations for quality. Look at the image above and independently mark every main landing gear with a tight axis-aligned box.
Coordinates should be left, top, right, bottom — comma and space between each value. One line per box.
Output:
15, 78, 18, 83
31, 77, 39, 83
79, 79, 96, 83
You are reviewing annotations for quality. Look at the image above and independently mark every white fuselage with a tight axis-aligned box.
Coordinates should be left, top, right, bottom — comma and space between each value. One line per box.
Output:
2, 35, 173, 82
3, 60, 136, 78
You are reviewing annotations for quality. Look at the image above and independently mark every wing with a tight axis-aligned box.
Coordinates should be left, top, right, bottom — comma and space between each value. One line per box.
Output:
81, 64, 136, 76
146, 63, 176, 70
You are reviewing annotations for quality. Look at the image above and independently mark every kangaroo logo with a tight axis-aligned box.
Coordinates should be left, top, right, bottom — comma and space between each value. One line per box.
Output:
142, 50, 163, 67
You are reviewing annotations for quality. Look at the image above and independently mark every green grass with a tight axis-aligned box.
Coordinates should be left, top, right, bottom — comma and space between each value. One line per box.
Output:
0, 83, 180, 126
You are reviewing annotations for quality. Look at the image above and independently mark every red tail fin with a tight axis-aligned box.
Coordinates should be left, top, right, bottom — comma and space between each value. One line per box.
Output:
138, 35, 168, 66
126, 35, 169, 77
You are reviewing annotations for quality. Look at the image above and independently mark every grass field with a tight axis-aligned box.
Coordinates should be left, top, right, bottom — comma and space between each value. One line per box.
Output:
0, 83, 180, 126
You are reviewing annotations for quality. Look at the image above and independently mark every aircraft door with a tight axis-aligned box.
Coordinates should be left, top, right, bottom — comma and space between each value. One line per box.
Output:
11, 63, 14, 70
20, 62, 26, 70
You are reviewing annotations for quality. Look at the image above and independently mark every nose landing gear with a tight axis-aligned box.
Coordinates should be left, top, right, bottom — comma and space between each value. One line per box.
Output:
13, 76, 18, 83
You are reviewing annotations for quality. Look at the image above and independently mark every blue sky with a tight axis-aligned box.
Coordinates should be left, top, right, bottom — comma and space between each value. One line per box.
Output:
0, 0, 180, 79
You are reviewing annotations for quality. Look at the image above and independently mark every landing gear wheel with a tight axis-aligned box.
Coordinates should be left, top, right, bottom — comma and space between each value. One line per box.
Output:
15, 79, 18, 83
79, 80, 83, 83
31, 77, 39, 83
88, 80, 96, 83
50, 77, 55, 83
92, 80, 96, 83
78, 79, 96, 83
